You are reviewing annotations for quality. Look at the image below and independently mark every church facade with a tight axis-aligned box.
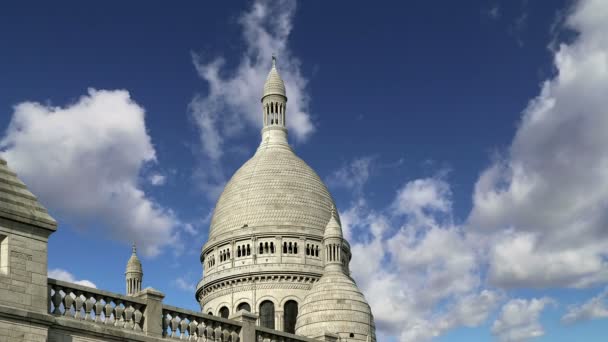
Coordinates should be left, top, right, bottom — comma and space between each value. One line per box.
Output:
0, 58, 375, 342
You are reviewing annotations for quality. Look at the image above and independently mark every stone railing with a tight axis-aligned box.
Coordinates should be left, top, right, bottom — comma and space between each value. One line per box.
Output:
256, 326, 319, 342
48, 278, 146, 332
162, 304, 241, 340
47, 278, 337, 342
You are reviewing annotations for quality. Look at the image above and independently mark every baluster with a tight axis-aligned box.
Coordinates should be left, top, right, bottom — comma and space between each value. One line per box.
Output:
124, 302, 135, 330
170, 313, 180, 338
197, 321, 207, 342
74, 291, 85, 320
222, 326, 230, 342
114, 300, 125, 327
62, 290, 74, 317
104, 297, 114, 325
230, 328, 239, 342
94, 295, 104, 323
214, 325, 222, 342
84, 293, 94, 321
188, 318, 198, 341
163, 312, 170, 337
51, 286, 63, 315
179, 315, 189, 339
206, 323, 214, 341
133, 303, 143, 332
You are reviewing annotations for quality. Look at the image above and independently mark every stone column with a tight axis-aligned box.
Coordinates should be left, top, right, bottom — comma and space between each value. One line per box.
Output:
232, 310, 259, 342
135, 288, 165, 337
278, 236, 283, 263
276, 309, 284, 332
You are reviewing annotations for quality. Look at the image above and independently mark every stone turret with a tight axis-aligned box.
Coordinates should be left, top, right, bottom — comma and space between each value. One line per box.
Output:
295, 207, 376, 341
125, 243, 143, 296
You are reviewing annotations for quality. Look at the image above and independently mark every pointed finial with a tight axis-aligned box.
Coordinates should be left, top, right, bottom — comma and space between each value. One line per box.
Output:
132, 242, 137, 255
272, 55, 276, 68
330, 204, 337, 218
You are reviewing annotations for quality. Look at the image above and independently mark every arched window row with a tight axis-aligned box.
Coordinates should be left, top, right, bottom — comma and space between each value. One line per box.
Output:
282, 241, 298, 255
258, 241, 275, 255
305, 243, 320, 258
237, 244, 251, 258
219, 248, 231, 262
264, 101, 285, 126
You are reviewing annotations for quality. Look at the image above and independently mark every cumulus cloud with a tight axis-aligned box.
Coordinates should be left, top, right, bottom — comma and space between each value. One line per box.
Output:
48, 268, 97, 288
561, 287, 608, 324
468, 0, 608, 289
0, 89, 179, 256
342, 172, 499, 342
492, 298, 555, 342
190, 0, 313, 196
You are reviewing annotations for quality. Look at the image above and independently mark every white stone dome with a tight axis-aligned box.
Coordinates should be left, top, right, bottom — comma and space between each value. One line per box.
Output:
208, 143, 335, 240
295, 270, 376, 341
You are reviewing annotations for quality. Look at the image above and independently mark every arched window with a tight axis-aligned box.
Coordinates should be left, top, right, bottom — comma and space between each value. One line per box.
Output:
237, 246, 241, 257
264, 242, 269, 254
227, 250, 230, 259
259, 242, 263, 254
270, 242, 275, 253
208, 312, 213, 316
283, 242, 287, 253
259, 301, 275, 329
284, 300, 298, 334
237, 302, 251, 312
306, 244, 310, 256
219, 306, 229, 319
247, 244, 251, 256
315, 246, 319, 257
288, 242, 293, 254
294, 243, 298, 254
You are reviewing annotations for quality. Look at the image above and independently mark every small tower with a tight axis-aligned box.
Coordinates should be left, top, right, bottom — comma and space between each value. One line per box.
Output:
125, 243, 143, 296
262, 56, 287, 128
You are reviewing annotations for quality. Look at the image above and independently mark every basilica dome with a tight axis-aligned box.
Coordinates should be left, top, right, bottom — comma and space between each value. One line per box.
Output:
208, 144, 335, 240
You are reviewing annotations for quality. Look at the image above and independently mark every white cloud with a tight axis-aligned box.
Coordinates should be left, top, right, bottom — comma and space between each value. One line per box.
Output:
468, 0, 608, 289
48, 268, 97, 288
561, 287, 608, 324
174, 276, 196, 292
327, 157, 374, 194
344, 176, 499, 342
492, 298, 555, 342
0, 88, 179, 256
148, 173, 166, 186
190, 0, 313, 196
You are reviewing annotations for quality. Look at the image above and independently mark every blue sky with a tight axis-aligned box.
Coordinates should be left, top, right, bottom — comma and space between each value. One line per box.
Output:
1, 0, 607, 341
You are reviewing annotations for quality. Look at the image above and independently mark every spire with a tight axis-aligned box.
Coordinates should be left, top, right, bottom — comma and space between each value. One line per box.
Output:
259, 56, 289, 148
125, 243, 143, 296
324, 204, 343, 240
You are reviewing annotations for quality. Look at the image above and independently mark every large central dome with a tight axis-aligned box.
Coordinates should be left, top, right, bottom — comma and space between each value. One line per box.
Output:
208, 142, 334, 240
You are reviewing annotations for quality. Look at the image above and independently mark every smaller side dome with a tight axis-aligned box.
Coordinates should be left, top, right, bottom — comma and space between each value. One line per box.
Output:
126, 243, 143, 274
262, 56, 286, 98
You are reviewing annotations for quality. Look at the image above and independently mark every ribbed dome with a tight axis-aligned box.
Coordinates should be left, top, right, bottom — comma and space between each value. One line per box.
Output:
263, 57, 286, 98
208, 144, 335, 240
126, 244, 142, 274
295, 271, 376, 341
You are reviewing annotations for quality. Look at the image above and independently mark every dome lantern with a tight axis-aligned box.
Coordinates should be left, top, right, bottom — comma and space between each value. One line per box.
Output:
125, 243, 143, 296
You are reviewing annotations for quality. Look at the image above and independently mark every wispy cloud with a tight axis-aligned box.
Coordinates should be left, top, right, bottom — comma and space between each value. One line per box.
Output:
190, 0, 313, 199
492, 298, 555, 342
561, 288, 608, 324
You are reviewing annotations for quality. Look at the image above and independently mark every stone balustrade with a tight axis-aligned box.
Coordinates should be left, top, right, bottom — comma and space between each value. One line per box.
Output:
255, 326, 319, 342
48, 278, 147, 332
46, 278, 335, 342
162, 304, 241, 340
